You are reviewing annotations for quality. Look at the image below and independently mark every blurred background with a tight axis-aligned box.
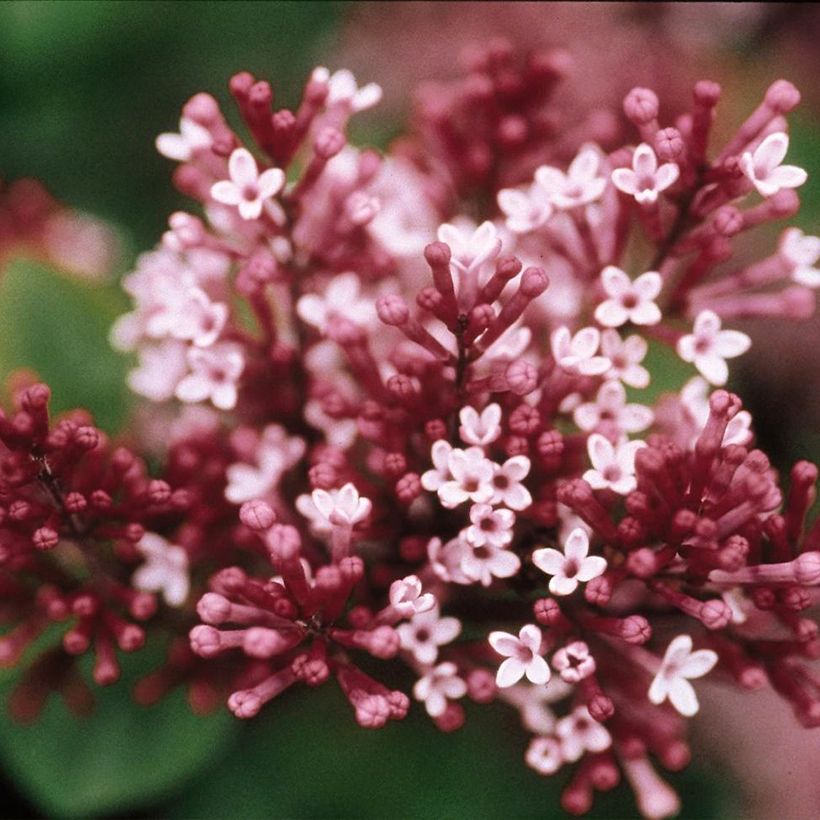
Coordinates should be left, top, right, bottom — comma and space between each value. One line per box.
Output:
0, 2, 818, 817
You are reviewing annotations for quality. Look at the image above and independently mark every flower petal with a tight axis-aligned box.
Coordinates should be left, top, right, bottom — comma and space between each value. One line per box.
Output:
496, 657, 526, 688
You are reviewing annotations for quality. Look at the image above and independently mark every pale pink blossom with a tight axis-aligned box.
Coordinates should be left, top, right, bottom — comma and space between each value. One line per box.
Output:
648, 634, 718, 717
175, 342, 245, 410
427, 535, 474, 586
437, 447, 495, 509
535, 144, 607, 210
296, 271, 376, 333
740, 132, 807, 198
465, 504, 515, 549
532, 527, 607, 596
132, 533, 190, 607
676, 310, 751, 386
497, 183, 553, 233
490, 456, 532, 511
459, 539, 521, 587
488, 624, 550, 687
459, 403, 502, 447
389, 575, 436, 618
127, 340, 189, 402
210, 148, 286, 221
552, 641, 596, 683
556, 705, 612, 762
312, 66, 382, 112
573, 380, 654, 434
398, 604, 461, 665
525, 736, 564, 776
550, 326, 611, 376
155, 117, 212, 162
780, 227, 820, 288
171, 288, 228, 347
583, 433, 646, 495
611, 143, 679, 204
296, 483, 371, 535
420, 439, 454, 494
413, 662, 467, 718
600, 330, 650, 389
594, 266, 662, 327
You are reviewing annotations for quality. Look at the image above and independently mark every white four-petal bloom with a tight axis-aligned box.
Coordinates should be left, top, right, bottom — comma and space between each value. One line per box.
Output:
497, 183, 554, 234
573, 380, 654, 435
389, 575, 436, 618
611, 143, 679, 205
556, 705, 612, 762
490, 456, 532, 510
155, 117, 212, 162
583, 433, 646, 495
532, 527, 607, 596
780, 227, 820, 288
594, 266, 662, 328
551, 326, 611, 376
740, 131, 807, 198
648, 634, 718, 717
211, 147, 286, 221
175, 342, 245, 410
296, 482, 371, 534
535, 144, 608, 211
398, 605, 461, 665
676, 310, 751, 386
413, 661, 467, 717
600, 330, 650, 389
296, 271, 376, 334
437, 220, 502, 278
459, 403, 502, 447
132, 533, 190, 607
489, 624, 550, 687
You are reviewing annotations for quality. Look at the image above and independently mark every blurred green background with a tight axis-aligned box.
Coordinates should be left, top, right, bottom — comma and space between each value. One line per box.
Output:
0, 2, 818, 818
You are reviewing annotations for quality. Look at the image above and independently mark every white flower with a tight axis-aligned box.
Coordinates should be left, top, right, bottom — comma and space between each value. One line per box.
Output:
459, 403, 502, 447
551, 326, 611, 376
573, 380, 654, 434
171, 288, 228, 348
488, 624, 550, 687
427, 535, 475, 586
552, 641, 596, 683
155, 117, 212, 162
611, 143, 679, 205
583, 433, 645, 495
438, 447, 495, 509
413, 662, 467, 718
740, 132, 807, 198
210, 147, 285, 221
398, 604, 461, 665
389, 575, 436, 618
437, 220, 501, 278
647, 634, 718, 717
535, 144, 608, 210
781, 227, 820, 288
132, 533, 189, 607
312, 66, 382, 112
594, 266, 662, 328
295, 483, 371, 534
600, 330, 650, 389
532, 527, 607, 596
127, 340, 189, 403
497, 183, 553, 233
676, 310, 751, 386
296, 271, 376, 334
459, 539, 521, 587
490, 456, 532, 511
556, 706, 612, 762
525, 736, 564, 776
465, 504, 515, 548
175, 342, 245, 410
420, 439, 454, 494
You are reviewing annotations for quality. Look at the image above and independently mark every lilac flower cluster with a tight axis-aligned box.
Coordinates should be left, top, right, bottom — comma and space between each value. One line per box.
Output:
2, 42, 820, 817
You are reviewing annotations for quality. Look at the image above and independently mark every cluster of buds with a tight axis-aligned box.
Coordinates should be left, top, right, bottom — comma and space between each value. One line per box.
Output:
3, 39, 820, 818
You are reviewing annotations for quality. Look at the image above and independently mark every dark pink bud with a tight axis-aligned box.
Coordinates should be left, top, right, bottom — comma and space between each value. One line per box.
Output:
765, 79, 800, 113
32, 527, 59, 550
239, 499, 276, 531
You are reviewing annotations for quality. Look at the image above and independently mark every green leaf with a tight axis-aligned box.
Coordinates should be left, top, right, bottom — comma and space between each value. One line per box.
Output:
0, 258, 131, 432
0, 648, 239, 818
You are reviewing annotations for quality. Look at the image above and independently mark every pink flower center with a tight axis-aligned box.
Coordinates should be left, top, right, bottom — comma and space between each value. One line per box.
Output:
242, 184, 259, 202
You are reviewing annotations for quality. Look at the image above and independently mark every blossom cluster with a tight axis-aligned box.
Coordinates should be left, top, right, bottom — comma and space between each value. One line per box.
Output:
2, 42, 820, 818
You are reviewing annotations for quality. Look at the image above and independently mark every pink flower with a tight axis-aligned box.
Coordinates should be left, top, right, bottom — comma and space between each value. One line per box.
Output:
611, 143, 679, 204
459, 539, 521, 587
552, 641, 596, 683
172, 288, 228, 347
437, 220, 501, 278
497, 183, 553, 233
389, 575, 436, 618
583, 433, 645, 495
556, 705, 612, 762
176, 342, 245, 410
296, 272, 376, 333
551, 326, 611, 376
210, 148, 285, 221
600, 330, 650, 389
155, 117, 212, 162
573, 380, 654, 434
490, 456, 532, 511
465, 504, 515, 548
781, 228, 820, 288
525, 736, 564, 776
420, 439, 454, 493
413, 662, 467, 718
594, 266, 662, 327
127, 340, 188, 402
132, 533, 189, 607
459, 403, 502, 447
532, 527, 607, 596
296, 483, 372, 534
437, 447, 495, 509
740, 132, 807, 198
398, 604, 461, 665
676, 310, 751, 386
488, 624, 550, 687
648, 634, 718, 717
535, 144, 607, 210
312, 67, 382, 112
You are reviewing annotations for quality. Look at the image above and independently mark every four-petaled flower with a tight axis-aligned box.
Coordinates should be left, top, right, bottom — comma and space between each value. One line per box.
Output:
740, 132, 807, 198
465, 503, 515, 548
211, 147, 286, 221
556, 705, 612, 762
437, 220, 502, 278
312, 67, 383, 112
611, 143, 679, 204
490, 456, 532, 511
389, 575, 436, 618
535, 144, 608, 210
573, 380, 654, 435
176, 342, 245, 410
583, 433, 646, 495
648, 634, 718, 717
155, 117, 212, 162
437, 447, 495, 509
551, 326, 611, 376
676, 310, 751, 386
489, 624, 550, 687
398, 605, 461, 665
297, 482, 372, 534
532, 528, 607, 596
600, 329, 651, 389
552, 641, 596, 683
132, 533, 190, 607
497, 183, 553, 234
525, 736, 564, 775
413, 662, 467, 718
297, 271, 376, 334
594, 266, 662, 328
781, 227, 820, 288
459, 403, 502, 447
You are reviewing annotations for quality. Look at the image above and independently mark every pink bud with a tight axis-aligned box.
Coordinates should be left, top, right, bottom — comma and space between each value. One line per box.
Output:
239, 499, 276, 531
